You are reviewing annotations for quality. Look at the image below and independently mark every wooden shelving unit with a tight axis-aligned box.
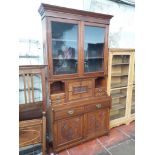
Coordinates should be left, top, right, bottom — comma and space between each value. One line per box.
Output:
107, 49, 135, 128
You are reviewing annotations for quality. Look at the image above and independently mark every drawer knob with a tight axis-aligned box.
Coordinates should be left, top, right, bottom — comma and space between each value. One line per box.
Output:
67, 110, 74, 115
96, 104, 102, 109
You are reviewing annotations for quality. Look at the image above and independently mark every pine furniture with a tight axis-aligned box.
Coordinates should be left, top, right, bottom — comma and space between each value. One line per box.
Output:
39, 3, 113, 152
107, 49, 135, 128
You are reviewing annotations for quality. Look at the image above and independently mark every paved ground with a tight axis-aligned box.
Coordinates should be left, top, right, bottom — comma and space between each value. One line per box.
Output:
50, 121, 135, 155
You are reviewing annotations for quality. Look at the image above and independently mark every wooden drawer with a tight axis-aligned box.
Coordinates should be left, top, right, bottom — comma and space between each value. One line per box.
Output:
52, 99, 65, 105
81, 80, 93, 88
69, 92, 81, 100
51, 93, 65, 100
85, 102, 110, 113
68, 79, 93, 100
54, 107, 84, 120
68, 81, 81, 91
81, 88, 93, 98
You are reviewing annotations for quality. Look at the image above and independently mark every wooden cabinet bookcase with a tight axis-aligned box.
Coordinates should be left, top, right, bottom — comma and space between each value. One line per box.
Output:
107, 49, 135, 128
19, 65, 47, 155
39, 3, 113, 152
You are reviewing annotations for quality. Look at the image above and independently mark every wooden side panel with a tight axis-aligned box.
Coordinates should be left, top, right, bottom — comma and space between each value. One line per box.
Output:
55, 116, 83, 147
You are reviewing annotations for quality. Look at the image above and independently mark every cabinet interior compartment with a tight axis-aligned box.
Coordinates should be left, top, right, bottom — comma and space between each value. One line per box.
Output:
112, 55, 130, 65
110, 88, 127, 120
111, 76, 128, 88
95, 77, 105, 88
111, 55, 129, 89
50, 81, 65, 94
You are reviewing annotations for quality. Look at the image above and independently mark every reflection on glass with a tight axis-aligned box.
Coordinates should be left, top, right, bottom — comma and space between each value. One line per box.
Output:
51, 22, 78, 75
19, 74, 42, 104
84, 26, 105, 72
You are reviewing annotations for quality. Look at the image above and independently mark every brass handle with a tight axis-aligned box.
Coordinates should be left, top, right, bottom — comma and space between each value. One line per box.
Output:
96, 104, 102, 109
67, 110, 74, 115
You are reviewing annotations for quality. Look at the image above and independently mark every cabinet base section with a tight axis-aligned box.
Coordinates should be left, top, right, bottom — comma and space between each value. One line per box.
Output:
52, 130, 109, 153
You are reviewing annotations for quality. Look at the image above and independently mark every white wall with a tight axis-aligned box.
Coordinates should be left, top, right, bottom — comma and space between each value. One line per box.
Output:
84, 0, 135, 48
18, 0, 134, 65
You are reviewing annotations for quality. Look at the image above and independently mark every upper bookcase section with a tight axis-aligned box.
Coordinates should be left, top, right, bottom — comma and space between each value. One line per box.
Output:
38, 3, 113, 25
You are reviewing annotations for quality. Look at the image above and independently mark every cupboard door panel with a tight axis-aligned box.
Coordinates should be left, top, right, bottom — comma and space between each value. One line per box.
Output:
96, 109, 107, 131
86, 112, 96, 135
85, 109, 109, 139
56, 116, 83, 146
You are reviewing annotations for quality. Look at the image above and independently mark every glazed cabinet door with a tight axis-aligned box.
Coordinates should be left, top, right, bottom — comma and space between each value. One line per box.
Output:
49, 19, 80, 77
54, 115, 83, 148
84, 108, 109, 139
83, 23, 106, 74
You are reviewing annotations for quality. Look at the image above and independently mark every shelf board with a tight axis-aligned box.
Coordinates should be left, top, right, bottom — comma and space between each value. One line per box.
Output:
110, 112, 125, 120
111, 73, 128, 77
111, 83, 128, 89
111, 103, 126, 111
111, 93, 126, 99
112, 63, 129, 66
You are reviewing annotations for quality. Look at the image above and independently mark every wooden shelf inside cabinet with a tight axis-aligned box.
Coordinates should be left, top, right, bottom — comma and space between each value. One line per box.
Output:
111, 83, 128, 89
111, 103, 126, 111
111, 73, 128, 77
112, 63, 129, 66
111, 93, 126, 99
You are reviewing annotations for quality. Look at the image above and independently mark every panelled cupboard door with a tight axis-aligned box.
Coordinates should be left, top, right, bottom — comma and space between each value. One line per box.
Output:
54, 115, 83, 147
84, 109, 108, 139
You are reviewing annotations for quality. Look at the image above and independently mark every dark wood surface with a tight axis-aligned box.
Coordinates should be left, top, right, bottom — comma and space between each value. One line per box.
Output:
39, 3, 112, 152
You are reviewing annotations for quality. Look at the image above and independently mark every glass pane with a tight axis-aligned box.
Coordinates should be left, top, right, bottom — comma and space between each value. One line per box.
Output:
84, 25, 105, 72
131, 86, 135, 114
19, 74, 42, 104
111, 55, 130, 89
51, 22, 78, 75
110, 88, 127, 120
